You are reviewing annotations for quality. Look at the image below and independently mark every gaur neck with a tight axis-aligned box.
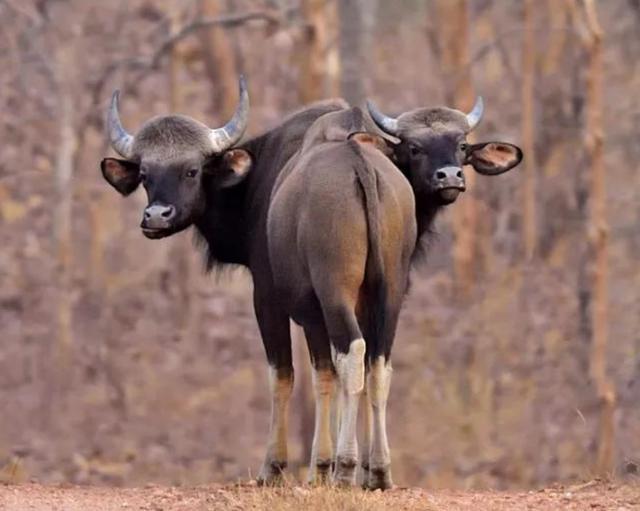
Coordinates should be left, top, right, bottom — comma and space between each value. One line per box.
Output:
191, 103, 352, 271
193, 134, 271, 270
195, 179, 250, 269
415, 193, 444, 240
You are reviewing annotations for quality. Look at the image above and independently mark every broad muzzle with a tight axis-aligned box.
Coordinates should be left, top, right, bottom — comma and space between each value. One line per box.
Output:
141, 203, 176, 232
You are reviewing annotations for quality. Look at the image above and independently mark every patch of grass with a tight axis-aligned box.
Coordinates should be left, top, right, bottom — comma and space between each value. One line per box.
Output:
210, 484, 435, 511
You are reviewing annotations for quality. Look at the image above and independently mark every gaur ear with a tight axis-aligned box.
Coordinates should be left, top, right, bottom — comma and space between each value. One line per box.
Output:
100, 158, 141, 196
216, 149, 253, 188
465, 142, 523, 176
349, 132, 394, 157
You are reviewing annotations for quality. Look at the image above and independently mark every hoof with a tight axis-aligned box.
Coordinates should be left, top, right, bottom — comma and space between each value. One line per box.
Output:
307, 459, 333, 485
365, 465, 393, 491
333, 456, 357, 487
360, 461, 370, 489
256, 460, 287, 486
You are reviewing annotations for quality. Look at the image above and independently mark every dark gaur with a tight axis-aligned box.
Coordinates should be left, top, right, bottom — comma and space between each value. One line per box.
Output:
268, 103, 523, 490
266, 107, 415, 490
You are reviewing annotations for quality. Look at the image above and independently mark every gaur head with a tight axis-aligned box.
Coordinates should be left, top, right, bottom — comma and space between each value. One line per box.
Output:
367, 98, 523, 205
100, 77, 250, 239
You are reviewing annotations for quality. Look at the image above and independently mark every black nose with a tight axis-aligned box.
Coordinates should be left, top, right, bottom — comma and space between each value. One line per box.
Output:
143, 204, 175, 229
434, 166, 465, 189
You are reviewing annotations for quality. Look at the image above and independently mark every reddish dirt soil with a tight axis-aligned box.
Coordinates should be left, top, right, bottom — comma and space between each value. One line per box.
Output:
0, 480, 638, 511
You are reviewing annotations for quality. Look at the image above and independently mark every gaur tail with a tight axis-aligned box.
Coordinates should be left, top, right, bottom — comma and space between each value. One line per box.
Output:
348, 141, 388, 362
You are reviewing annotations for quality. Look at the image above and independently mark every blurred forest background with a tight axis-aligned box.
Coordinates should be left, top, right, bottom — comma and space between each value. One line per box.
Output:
0, 0, 638, 490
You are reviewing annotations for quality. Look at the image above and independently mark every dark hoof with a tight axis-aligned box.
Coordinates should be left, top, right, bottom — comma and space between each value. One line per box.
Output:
366, 466, 393, 491
360, 461, 370, 489
307, 459, 332, 485
333, 456, 357, 487
256, 460, 287, 486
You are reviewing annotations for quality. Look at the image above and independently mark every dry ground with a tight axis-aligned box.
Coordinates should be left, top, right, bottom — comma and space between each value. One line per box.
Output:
0, 480, 638, 511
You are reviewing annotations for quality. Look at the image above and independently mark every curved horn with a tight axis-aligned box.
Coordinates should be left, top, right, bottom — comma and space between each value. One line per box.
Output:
366, 100, 399, 136
465, 96, 484, 131
208, 75, 250, 153
107, 90, 135, 159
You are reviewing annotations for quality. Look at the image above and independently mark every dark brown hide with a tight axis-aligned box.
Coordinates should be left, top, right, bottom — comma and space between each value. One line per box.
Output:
267, 108, 416, 490
267, 108, 416, 359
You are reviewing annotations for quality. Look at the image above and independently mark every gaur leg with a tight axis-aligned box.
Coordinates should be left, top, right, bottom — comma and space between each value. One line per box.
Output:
365, 356, 393, 490
254, 287, 293, 486
305, 201, 368, 486
363, 296, 402, 490
360, 380, 373, 487
330, 384, 342, 457
328, 374, 342, 476
303, 323, 336, 485
320, 302, 366, 486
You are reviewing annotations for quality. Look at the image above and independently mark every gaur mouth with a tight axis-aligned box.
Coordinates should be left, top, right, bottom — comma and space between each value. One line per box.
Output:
437, 186, 465, 202
141, 227, 172, 239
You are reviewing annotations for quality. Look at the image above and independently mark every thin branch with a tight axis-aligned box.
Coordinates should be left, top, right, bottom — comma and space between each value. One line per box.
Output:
440, 25, 584, 99
86, 10, 281, 121
81, 9, 283, 136
148, 10, 280, 70
2, 0, 43, 23
469, 25, 582, 68
583, 0, 604, 42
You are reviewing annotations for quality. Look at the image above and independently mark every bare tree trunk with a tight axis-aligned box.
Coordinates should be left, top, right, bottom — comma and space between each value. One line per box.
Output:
169, 7, 185, 112
564, 0, 592, 370
325, 0, 341, 97
198, 0, 239, 120
53, 47, 78, 395
435, 0, 477, 297
522, 0, 537, 260
297, 0, 329, 102
88, 194, 107, 291
542, 0, 569, 75
337, 0, 365, 106
580, 0, 615, 477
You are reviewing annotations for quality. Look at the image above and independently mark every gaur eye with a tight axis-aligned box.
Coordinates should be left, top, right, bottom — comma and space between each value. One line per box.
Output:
459, 142, 469, 152
139, 170, 148, 183
186, 169, 198, 178
409, 144, 421, 156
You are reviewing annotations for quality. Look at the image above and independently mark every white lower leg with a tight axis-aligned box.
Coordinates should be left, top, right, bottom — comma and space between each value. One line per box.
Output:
361, 381, 373, 484
330, 388, 342, 451
308, 368, 336, 483
258, 366, 293, 484
367, 356, 393, 489
332, 338, 366, 485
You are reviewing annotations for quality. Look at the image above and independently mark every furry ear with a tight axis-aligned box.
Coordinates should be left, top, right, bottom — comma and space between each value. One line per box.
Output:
349, 132, 394, 157
218, 149, 253, 188
101, 158, 141, 195
466, 142, 523, 175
